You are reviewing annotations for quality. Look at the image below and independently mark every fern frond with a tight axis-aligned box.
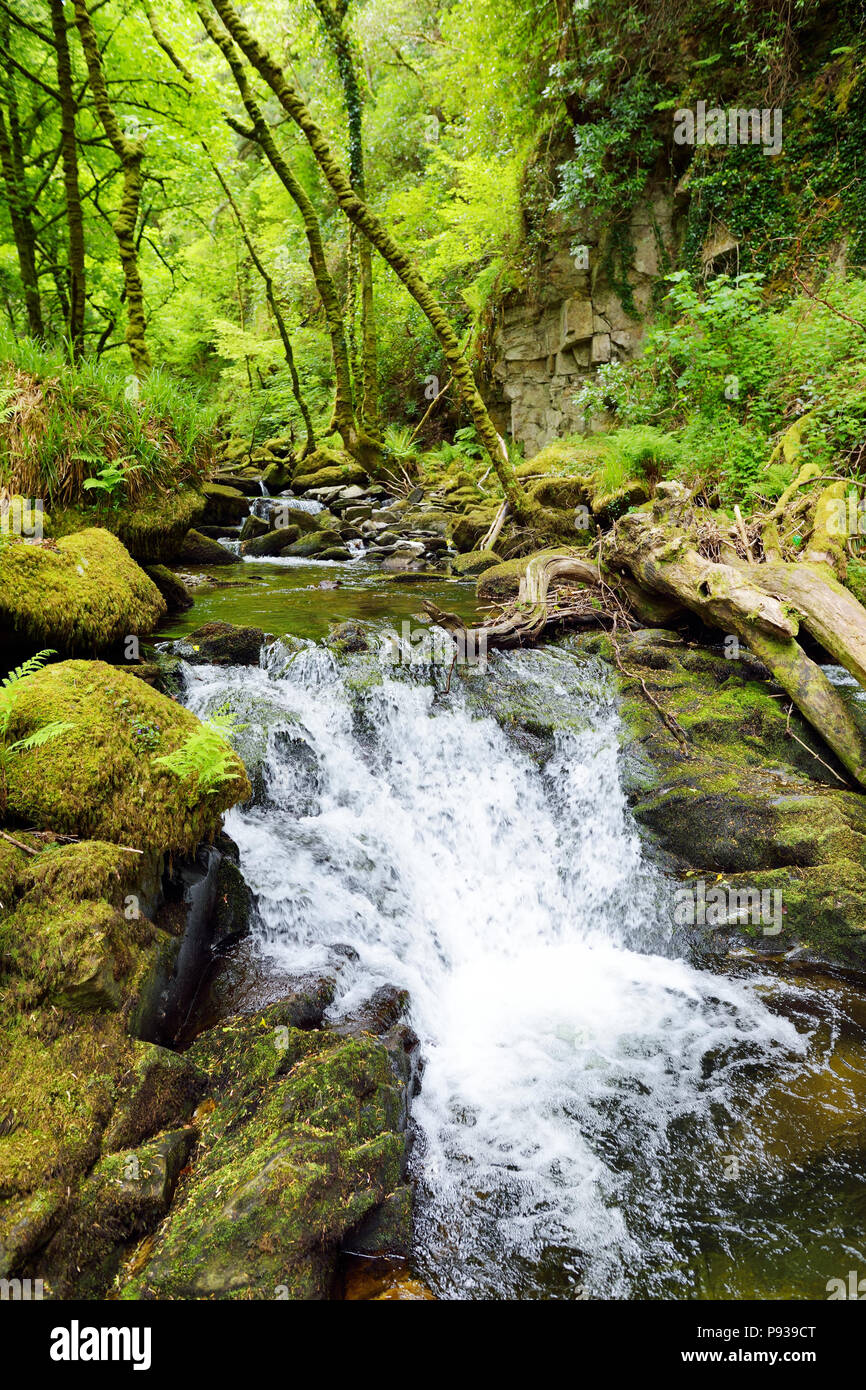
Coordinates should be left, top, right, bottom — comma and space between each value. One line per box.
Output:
9, 720, 75, 753
2, 649, 57, 690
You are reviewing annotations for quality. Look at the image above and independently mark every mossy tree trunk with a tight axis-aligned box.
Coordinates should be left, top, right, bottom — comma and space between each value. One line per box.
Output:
205, 147, 316, 458
0, 24, 44, 339
312, 0, 379, 439
204, 0, 529, 515
50, 0, 86, 358
73, 0, 150, 376
196, 5, 380, 470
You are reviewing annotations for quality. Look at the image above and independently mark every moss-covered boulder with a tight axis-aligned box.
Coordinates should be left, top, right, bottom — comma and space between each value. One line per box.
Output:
292, 448, 369, 493
163, 621, 268, 667
3, 660, 250, 853
450, 548, 501, 576
0, 529, 166, 654
119, 996, 414, 1300
115, 489, 206, 564
144, 565, 193, 611
177, 529, 241, 566
579, 628, 866, 968
282, 530, 342, 557
201, 482, 250, 527
451, 509, 498, 553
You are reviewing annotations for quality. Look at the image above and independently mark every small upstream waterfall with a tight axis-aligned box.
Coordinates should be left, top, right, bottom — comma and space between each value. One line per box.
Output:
181, 639, 815, 1298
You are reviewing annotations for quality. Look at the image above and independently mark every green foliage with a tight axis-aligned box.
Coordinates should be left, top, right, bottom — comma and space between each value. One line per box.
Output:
0, 650, 72, 812
0, 327, 214, 509
576, 268, 866, 506
152, 715, 246, 805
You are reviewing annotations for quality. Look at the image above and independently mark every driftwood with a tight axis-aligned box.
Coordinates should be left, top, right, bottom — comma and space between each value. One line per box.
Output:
435, 478, 866, 790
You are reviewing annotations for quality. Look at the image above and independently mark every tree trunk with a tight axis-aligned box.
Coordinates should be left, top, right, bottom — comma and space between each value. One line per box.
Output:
205, 147, 316, 457
50, 0, 86, 357
73, 0, 150, 376
196, 5, 379, 467
205, 0, 528, 514
0, 34, 43, 338
311, 0, 380, 438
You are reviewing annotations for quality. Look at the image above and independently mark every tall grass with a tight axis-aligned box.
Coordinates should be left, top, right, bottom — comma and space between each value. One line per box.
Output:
0, 328, 217, 508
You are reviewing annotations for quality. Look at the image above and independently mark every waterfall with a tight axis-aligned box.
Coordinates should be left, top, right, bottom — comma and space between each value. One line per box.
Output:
180, 639, 818, 1299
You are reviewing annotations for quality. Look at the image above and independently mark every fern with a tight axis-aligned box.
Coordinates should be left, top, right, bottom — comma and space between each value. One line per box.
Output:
152, 716, 243, 805
0, 650, 72, 813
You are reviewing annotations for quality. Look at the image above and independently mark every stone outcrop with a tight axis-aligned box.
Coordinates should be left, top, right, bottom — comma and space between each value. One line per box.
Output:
490, 192, 680, 455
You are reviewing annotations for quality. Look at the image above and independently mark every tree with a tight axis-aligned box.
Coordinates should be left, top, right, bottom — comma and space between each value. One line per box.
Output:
73, 0, 150, 374
203, 0, 529, 513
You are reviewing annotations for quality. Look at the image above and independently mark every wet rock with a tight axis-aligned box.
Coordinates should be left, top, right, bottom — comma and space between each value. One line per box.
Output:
324, 620, 371, 654
119, 1001, 411, 1301
201, 482, 250, 527
212, 474, 265, 497
240, 524, 303, 557
177, 529, 241, 566
169, 621, 268, 666
282, 530, 342, 558
318, 546, 352, 561
144, 564, 193, 611
580, 629, 866, 968
239, 514, 270, 542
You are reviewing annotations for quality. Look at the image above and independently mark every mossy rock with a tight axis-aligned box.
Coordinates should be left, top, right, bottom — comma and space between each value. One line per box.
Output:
38, 1128, 196, 1298
119, 1004, 411, 1300
578, 628, 866, 968
517, 439, 608, 478
164, 621, 268, 667
144, 565, 192, 612
451, 509, 498, 553
0, 529, 166, 654
291, 451, 369, 492
529, 474, 593, 510
238, 514, 269, 543
114, 489, 207, 564
177, 529, 241, 566
450, 548, 501, 576
282, 529, 341, 557
262, 459, 294, 491
591, 478, 649, 525
201, 483, 250, 527
3, 660, 250, 853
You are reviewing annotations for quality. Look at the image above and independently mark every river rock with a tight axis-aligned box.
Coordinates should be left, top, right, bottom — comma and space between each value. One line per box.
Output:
168, 621, 269, 666
177, 529, 241, 565
145, 565, 194, 611
201, 482, 251, 526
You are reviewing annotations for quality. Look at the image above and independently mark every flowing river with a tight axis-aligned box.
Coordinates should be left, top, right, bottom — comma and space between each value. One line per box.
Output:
164, 563, 866, 1300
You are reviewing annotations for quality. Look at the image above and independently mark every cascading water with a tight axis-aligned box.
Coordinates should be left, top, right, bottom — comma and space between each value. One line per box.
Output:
179, 636, 864, 1300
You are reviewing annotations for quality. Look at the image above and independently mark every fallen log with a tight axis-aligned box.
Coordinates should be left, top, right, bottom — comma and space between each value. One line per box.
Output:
606, 482, 866, 788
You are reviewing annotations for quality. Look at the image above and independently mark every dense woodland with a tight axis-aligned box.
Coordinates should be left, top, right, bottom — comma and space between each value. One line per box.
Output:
1, 0, 866, 1309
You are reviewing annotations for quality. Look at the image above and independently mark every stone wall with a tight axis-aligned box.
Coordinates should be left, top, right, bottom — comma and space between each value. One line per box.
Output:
489, 191, 681, 459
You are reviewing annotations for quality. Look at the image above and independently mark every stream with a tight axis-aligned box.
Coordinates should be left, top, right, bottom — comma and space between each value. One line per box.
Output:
161, 559, 866, 1301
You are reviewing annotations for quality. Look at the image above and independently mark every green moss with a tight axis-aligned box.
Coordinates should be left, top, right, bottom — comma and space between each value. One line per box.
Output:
120, 1009, 409, 1300
0, 529, 165, 653
450, 547, 501, 576
115, 489, 206, 563
4, 660, 250, 853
